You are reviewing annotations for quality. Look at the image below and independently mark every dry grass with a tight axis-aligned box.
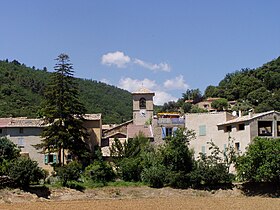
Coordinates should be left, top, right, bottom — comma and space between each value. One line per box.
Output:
1, 186, 280, 210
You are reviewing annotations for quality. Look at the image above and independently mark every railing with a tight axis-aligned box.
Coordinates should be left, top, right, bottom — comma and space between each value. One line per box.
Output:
157, 118, 185, 125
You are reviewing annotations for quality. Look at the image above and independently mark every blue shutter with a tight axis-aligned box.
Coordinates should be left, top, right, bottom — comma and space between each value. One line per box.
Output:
223, 144, 227, 155
44, 155, 48, 164
202, 146, 206, 154
199, 125, 206, 136
53, 154, 57, 163
162, 127, 166, 139
172, 127, 178, 136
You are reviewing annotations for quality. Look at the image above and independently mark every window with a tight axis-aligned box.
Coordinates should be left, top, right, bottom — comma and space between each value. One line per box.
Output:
139, 98, 146, 109
44, 154, 57, 164
277, 121, 280, 136
161, 127, 173, 139
238, 124, 245, 131
17, 137, 24, 148
166, 127, 172, 137
201, 146, 206, 154
0, 128, 2, 134
66, 154, 72, 163
19, 127, 24, 134
225, 125, 232, 132
235, 142, 240, 152
258, 121, 272, 136
199, 125, 206, 136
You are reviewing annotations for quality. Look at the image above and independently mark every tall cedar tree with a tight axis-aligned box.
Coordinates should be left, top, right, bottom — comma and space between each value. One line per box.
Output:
37, 54, 90, 165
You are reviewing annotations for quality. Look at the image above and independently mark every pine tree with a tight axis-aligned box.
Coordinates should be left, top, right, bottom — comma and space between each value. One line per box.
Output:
36, 54, 90, 165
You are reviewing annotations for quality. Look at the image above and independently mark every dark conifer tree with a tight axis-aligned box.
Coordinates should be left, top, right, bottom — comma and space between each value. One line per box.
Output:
37, 54, 90, 165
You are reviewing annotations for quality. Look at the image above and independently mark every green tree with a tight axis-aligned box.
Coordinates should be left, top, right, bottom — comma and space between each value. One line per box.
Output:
0, 137, 20, 163
211, 98, 228, 111
236, 137, 280, 183
189, 140, 235, 187
8, 157, 45, 189
182, 89, 203, 104
56, 160, 82, 186
159, 128, 195, 188
84, 160, 115, 185
110, 133, 152, 182
0, 137, 20, 176
36, 54, 90, 165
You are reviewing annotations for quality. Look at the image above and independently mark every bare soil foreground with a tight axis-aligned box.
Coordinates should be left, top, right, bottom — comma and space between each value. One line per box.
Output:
1, 186, 280, 210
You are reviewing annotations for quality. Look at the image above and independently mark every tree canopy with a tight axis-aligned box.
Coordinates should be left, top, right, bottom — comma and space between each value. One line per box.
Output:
236, 137, 280, 183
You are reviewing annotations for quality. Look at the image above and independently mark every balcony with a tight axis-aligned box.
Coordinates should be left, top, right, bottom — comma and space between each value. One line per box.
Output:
157, 118, 185, 125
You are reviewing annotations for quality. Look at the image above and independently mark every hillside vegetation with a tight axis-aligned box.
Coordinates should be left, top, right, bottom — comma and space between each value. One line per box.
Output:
0, 59, 132, 123
204, 56, 280, 113
160, 56, 280, 114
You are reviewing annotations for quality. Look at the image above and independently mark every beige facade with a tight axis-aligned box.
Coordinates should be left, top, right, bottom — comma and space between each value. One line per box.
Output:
186, 112, 236, 159
186, 110, 280, 159
0, 115, 102, 171
0, 118, 51, 170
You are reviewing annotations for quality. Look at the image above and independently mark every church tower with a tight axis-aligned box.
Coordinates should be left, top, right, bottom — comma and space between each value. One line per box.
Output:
132, 87, 155, 125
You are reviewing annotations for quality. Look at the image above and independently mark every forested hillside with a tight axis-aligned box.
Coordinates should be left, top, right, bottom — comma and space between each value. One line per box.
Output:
159, 56, 280, 114
0, 59, 132, 123
204, 56, 280, 113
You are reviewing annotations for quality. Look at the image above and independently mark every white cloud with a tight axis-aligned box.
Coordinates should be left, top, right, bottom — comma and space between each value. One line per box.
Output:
117, 77, 178, 105
154, 91, 178, 105
100, 78, 110, 84
118, 77, 157, 92
134, 59, 171, 72
101, 51, 171, 72
101, 51, 131, 68
163, 75, 189, 90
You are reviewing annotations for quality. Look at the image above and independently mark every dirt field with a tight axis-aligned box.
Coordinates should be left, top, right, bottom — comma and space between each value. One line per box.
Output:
1, 186, 280, 210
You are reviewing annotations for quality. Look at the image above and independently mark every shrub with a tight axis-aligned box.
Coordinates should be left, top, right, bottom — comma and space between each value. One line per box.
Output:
119, 157, 143, 182
236, 137, 280, 183
56, 161, 82, 186
8, 157, 44, 188
168, 171, 191, 189
189, 155, 234, 187
141, 164, 166, 188
85, 160, 115, 184
0, 137, 20, 164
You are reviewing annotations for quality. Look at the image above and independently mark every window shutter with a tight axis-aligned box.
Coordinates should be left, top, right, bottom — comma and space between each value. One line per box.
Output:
44, 155, 48, 164
172, 127, 178, 136
162, 127, 166, 139
202, 146, 206, 154
53, 154, 57, 163
199, 125, 206, 136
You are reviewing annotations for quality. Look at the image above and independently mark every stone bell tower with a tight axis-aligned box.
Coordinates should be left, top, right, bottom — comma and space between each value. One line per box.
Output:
132, 87, 155, 125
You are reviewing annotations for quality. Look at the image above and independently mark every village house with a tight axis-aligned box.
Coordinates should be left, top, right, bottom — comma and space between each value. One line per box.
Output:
186, 110, 280, 159
0, 114, 102, 171
188, 97, 237, 112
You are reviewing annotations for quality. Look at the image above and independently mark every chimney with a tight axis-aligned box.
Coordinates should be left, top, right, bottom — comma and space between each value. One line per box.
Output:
248, 109, 253, 118
238, 110, 242, 117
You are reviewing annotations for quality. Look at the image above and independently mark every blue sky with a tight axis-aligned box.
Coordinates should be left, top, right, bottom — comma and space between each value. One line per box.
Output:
1, 0, 280, 105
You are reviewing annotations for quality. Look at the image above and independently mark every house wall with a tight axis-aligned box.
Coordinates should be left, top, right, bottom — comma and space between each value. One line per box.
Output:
218, 122, 251, 154
152, 118, 185, 146
0, 117, 102, 172
2, 127, 53, 171
186, 112, 234, 159
249, 112, 280, 140
83, 119, 102, 149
